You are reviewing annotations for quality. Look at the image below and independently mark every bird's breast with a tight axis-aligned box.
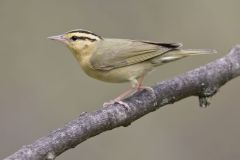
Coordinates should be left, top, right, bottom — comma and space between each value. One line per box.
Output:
79, 58, 154, 83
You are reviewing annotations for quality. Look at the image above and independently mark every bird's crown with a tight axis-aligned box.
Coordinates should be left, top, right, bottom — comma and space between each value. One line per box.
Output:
65, 29, 103, 42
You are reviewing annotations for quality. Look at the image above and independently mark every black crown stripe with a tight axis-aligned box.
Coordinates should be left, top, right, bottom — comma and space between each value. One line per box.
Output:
67, 29, 103, 39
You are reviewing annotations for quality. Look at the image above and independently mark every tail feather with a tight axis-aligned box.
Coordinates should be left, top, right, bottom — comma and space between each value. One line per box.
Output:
151, 49, 217, 64
178, 49, 217, 56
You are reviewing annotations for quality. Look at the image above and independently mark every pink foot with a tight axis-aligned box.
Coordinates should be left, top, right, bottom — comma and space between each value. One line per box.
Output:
138, 86, 156, 100
103, 100, 130, 110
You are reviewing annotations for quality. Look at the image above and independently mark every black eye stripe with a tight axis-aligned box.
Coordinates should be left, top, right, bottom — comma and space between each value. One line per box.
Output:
68, 30, 103, 39
70, 36, 97, 42
70, 36, 78, 41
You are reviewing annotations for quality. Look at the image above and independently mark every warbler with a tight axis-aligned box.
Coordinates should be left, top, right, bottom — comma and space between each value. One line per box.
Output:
48, 29, 216, 104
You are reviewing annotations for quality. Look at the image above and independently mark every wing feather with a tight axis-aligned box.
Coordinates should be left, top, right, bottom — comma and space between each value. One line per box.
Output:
90, 39, 181, 71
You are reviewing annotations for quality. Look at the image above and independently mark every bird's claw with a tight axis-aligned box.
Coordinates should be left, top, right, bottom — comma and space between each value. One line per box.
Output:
103, 100, 130, 110
138, 86, 156, 98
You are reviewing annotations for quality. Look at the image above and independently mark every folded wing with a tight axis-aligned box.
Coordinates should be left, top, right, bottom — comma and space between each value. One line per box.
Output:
90, 38, 182, 71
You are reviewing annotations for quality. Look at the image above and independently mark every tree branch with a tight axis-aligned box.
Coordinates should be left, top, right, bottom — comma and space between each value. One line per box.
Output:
5, 45, 240, 160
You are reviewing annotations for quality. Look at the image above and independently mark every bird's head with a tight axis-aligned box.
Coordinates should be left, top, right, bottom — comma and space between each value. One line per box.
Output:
48, 29, 102, 54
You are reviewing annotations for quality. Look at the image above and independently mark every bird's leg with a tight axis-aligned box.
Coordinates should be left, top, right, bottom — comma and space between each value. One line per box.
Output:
136, 75, 156, 98
103, 76, 155, 108
103, 78, 141, 108
103, 86, 135, 108
136, 75, 144, 91
104, 79, 142, 108
115, 86, 135, 101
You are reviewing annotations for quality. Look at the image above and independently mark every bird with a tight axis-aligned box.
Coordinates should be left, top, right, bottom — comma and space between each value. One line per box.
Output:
48, 29, 216, 106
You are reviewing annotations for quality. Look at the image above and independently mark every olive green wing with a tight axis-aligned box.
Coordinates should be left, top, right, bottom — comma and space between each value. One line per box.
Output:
90, 38, 182, 71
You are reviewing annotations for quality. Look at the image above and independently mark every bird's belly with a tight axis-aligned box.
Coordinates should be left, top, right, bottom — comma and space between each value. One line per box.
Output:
81, 62, 154, 83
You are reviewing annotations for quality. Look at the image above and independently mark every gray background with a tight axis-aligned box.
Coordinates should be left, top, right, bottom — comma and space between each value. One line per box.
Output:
1, 0, 240, 160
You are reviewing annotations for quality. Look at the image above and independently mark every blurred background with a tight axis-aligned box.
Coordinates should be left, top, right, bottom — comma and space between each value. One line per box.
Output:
1, 0, 240, 159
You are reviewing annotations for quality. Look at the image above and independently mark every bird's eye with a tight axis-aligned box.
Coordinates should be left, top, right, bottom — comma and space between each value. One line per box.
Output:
70, 36, 79, 41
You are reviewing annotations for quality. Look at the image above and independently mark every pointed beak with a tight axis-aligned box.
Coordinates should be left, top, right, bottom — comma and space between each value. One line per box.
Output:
48, 34, 66, 43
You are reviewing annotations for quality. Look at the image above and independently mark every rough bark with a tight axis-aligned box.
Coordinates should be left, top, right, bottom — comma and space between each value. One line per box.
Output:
4, 45, 240, 160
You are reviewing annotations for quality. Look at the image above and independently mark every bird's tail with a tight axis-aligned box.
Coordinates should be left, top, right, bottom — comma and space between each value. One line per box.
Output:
151, 49, 217, 64
176, 49, 217, 56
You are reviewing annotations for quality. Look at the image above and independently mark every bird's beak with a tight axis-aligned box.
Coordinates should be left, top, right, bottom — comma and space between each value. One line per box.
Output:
48, 34, 66, 43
